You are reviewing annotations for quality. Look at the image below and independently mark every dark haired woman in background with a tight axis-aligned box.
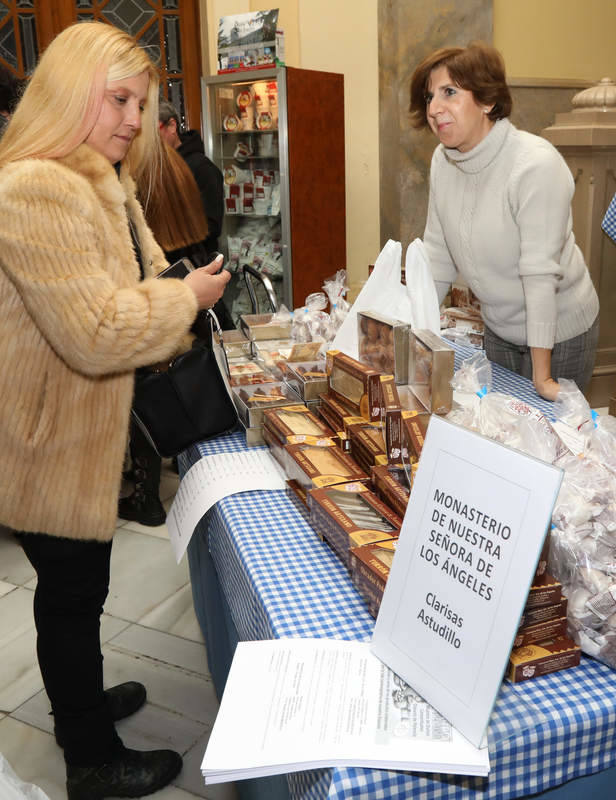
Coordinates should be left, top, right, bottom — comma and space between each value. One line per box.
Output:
410, 42, 599, 400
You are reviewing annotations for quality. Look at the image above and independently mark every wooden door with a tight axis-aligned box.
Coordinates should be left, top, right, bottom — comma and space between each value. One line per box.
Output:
0, 0, 203, 129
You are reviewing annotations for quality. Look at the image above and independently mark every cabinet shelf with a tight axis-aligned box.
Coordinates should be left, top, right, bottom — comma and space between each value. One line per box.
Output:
217, 129, 279, 135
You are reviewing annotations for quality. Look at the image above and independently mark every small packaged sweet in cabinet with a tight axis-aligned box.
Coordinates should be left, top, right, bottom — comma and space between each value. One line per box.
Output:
349, 539, 397, 618
370, 464, 411, 518
408, 329, 454, 414
308, 482, 401, 568
284, 361, 328, 402
233, 382, 303, 428
326, 350, 382, 421
216, 329, 252, 360
357, 311, 409, 384
283, 441, 369, 492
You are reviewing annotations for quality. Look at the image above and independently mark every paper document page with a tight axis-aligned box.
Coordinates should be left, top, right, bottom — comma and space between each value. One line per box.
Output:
201, 638, 489, 783
167, 449, 286, 562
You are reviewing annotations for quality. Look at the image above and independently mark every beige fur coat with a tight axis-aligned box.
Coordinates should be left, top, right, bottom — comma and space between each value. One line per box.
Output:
0, 144, 198, 540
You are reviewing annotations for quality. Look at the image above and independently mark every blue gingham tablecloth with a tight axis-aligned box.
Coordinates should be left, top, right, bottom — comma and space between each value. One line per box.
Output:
182, 343, 616, 800
602, 192, 616, 243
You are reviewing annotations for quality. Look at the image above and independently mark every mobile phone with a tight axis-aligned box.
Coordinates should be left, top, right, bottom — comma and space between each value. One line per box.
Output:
156, 257, 194, 280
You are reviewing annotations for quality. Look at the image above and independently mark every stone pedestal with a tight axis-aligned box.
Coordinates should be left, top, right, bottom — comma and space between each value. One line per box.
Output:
543, 79, 616, 407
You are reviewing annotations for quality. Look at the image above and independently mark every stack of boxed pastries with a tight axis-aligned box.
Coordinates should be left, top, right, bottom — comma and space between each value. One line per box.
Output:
507, 536, 580, 683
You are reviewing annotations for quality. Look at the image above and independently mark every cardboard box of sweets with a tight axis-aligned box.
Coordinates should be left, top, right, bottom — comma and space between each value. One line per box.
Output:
371, 464, 412, 518
263, 405, 335, 446
525, 572, 562, 609
326, 350, 382, 422
284, 360, 328, 401
349, 539, 396, 618
408, 329, 454, 415
228, 357, 277, 387
318, 391, 356, 434
262, 425, 337, 474
283, 440, 369, 492
379, 375, 404, 464
216, 328, 252, 360
233, 382, 303, 428
286, 479, 310, 517
357, 310, 409, 384
347, 421, 388, 474
512, 616, 568, 649
308, 483, 401, 568
239, 313, 292, 341
518, 596, 568, 629
402, 411, 431, 461
507, 636, 581, 683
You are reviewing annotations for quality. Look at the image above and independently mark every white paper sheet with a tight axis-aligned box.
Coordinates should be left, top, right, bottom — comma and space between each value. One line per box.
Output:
166, 449, 286, 562
201, 638, 490, 784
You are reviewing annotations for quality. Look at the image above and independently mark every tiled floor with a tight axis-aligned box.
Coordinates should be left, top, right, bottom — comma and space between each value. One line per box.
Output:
0, 462, 237, 800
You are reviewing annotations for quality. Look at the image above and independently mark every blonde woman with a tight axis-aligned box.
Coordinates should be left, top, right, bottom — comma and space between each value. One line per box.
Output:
0, 22, 230, 799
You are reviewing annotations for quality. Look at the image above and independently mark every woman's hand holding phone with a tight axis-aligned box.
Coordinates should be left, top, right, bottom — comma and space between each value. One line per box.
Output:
183, 254, 230, 310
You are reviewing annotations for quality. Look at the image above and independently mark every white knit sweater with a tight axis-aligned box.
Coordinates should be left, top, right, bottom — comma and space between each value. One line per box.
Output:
423, 118, 599, 348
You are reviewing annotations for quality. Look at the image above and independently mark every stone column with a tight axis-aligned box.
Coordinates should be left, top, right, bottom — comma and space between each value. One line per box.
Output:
543, 79, 616, 406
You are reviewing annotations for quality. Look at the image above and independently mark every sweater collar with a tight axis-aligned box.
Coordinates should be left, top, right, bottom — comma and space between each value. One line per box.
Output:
443, 117, 512, 174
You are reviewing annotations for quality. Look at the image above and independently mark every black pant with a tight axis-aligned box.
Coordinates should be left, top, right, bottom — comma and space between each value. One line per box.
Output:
17, 532, 122, 766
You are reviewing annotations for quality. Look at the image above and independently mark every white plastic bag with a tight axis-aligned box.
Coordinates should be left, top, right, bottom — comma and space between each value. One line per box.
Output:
330, 240, 412, 357
404, 238, 440, 334
0, 754, 51, 800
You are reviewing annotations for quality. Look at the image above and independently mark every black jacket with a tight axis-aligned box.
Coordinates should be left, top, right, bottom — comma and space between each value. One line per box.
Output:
178, 130, 224, 255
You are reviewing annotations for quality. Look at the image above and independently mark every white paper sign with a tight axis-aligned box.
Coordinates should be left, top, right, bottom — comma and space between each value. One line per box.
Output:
167, 449, 286, 563
371, 415, 563, 748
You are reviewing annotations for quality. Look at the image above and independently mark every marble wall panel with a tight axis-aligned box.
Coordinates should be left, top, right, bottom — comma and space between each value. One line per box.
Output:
379, 0, 492, 248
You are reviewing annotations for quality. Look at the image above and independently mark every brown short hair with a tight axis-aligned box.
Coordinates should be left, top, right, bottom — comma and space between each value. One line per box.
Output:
409, 42, 512, 129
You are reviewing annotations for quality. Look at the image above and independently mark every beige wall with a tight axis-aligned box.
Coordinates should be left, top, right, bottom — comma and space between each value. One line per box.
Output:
200, 0, 379, 298
494, 0, 616, 81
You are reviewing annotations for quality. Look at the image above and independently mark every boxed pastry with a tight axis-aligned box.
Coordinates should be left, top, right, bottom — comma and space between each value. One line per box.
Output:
308, 483, 401, 568
349, 539, 397, 618
507, 636, 581, 683
284, 361, 328, 402
408, 329, 454, 415
228, 357, 277, 387
255, 339, 322, 369
379, 375, 404, 464
245, 426, 266, 447
326, 350, 382, 422
318, 392, 357, 435
357, 311, 410, 384
518, 596, 568, 629
263, 405, 335, 447
525, 572, 562, 610
286, 479, 309, 516
239, 312, 292, 341
347, 421, 388, 474
397, 385, 433, 418
370, 464, 412, 518
262, 425, 336, 473
512, 616, 568, 649
283, 441, 369, 492
233, 382, 303, 428
402, 411, 431, 461
216, 328, 252, 360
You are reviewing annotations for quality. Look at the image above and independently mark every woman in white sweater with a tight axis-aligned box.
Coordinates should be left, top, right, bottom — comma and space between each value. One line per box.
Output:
410, 43, 599, 401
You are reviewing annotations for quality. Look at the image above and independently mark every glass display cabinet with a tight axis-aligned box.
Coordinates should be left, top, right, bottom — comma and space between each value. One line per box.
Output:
202, 66, 346, 321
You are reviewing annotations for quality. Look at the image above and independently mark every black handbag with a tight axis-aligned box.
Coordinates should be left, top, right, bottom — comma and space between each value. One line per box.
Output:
131, 310, 238, 458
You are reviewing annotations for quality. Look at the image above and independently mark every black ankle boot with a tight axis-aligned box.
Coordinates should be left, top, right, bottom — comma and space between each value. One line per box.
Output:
56, 682, 147, 748
118, 488, 166, 527
66, 747, 182, 800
